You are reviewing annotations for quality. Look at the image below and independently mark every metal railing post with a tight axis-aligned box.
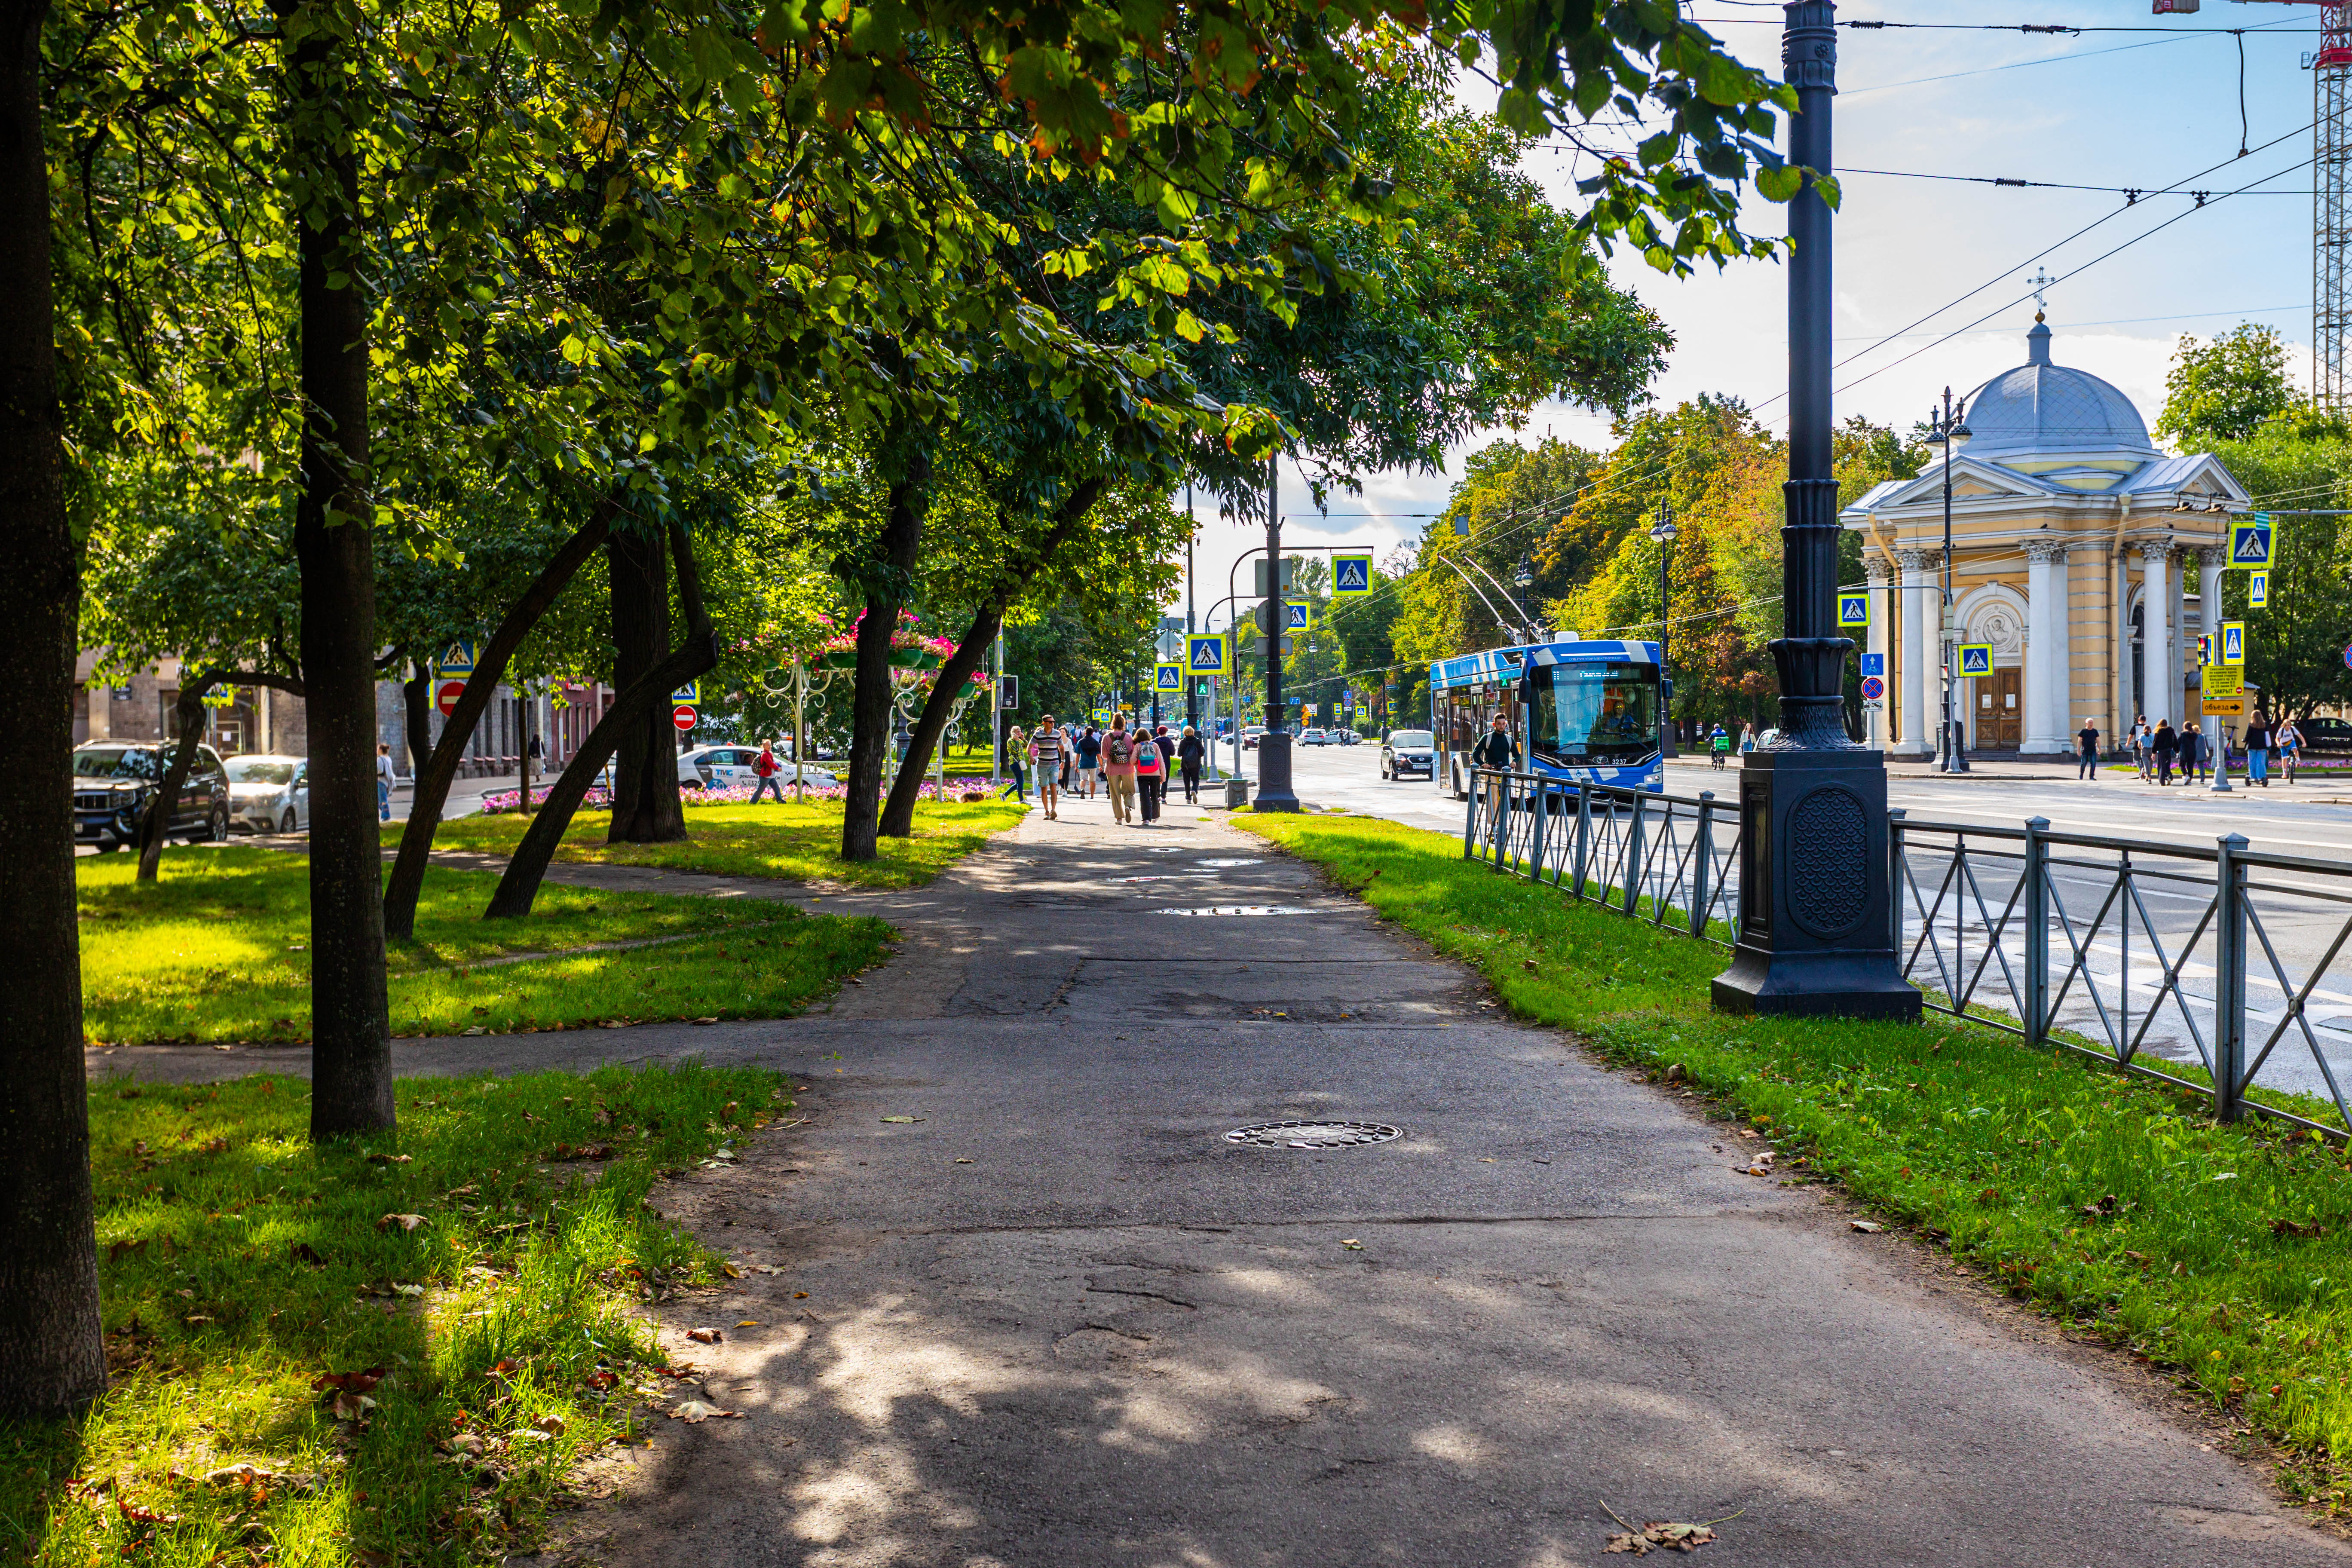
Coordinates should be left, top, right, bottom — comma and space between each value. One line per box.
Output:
1888, 808, 1906, 962
1489, 772, 1510, 870
2023, 816, 2050, 1044
1692, 790, 1715, 938
1622, 790, 1646, 917
2214, 832, 2249, 1121
1529, 778, 1548, 882
1573, 783, 1592, 900
1463, 769, 1479, 861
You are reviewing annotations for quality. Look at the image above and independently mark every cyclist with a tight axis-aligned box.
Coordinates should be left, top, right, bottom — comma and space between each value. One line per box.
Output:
2278, 714, 2303, 784
1708, 723, 1730, 770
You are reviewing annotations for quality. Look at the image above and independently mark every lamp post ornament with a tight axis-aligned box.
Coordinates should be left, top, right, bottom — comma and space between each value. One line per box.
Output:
1712, 0, 1920, 1021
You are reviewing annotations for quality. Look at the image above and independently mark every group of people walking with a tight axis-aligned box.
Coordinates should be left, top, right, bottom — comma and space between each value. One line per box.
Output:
998, 715, 1207, 827
2092, 713, 2303, 786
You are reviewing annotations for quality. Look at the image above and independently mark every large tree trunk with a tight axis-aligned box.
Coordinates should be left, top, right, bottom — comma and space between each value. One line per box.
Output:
137, 675, 219, 882
0, 0, 106, 1419
287, 2, 392, 1140
840, 456, 928, 861
606, 527, 684, 843
878, 481, 1100, 838
487, 522, 714, 918
402, 659, 432, 779
381, 506, 611, 939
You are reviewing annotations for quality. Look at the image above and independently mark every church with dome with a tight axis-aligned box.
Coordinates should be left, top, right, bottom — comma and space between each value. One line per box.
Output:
1840, 317, 2249, 756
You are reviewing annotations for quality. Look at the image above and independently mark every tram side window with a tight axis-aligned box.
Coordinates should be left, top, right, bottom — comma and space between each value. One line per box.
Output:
1534, 663, 1660, 765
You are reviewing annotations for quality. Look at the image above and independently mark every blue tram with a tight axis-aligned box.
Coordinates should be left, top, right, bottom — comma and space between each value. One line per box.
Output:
1429, 639, 1665, 798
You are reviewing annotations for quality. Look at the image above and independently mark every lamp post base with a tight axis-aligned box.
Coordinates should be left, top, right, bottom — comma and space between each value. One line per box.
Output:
1253, 732, 1301, 812
1710, 746, 1921, 1021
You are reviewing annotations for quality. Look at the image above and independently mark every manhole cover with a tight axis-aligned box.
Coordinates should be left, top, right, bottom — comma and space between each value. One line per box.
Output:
1154, 906, 1316, 916
1225, 1120, 1404, 1149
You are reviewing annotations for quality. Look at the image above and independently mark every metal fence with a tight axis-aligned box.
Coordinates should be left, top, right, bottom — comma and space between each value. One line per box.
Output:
1464, 767, 2352, 1136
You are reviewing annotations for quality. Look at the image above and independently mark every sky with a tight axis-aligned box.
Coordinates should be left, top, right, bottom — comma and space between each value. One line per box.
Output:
1177, 0, 2327, 633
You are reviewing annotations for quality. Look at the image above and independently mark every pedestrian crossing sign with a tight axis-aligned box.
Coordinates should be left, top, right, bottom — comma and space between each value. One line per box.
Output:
1836, 591, 1871, 630
2249, 570, 2269, 608
1285, 600, 1311, 631
2221, 621, 2245, 666
1187, 634, 1228, 675
437, 640, 478, 676
1333, 554, 1373, 596
671, 681, 699, 704
2231, 516, 2273, 568
1957, 643, 1993, 677
1155, 663, 1183, 693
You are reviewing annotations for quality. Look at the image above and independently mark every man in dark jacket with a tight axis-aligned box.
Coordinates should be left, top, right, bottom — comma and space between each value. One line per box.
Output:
1471, 713, 1519, 773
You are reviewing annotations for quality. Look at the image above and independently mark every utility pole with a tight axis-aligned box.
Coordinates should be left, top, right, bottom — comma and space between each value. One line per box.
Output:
1255, 452, 1299, 810
1185, 483, 1199, 733
1713, 0, 1917, 1021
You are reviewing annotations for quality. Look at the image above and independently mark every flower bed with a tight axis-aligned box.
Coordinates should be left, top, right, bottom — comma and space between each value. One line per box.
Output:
478, 779, 1000, 813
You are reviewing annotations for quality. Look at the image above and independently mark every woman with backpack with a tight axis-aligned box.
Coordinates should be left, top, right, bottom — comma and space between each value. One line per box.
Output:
1100, 721, 1137, 824
1178, 725, 1206, 803
1133, 720, 1166, 824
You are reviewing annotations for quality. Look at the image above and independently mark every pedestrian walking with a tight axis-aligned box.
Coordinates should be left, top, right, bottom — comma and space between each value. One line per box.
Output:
1134, 722, 1165, 824
1101, 720, 1138, 823
999, 725, 1028, 803
375, 742, 396, 821
750, 740, 786, 803
1076, 723, 1102, 798
1178, 725, 1205, 803
1060, 720, 1077, 789
2076, 718, 2100, 780
1739, 723, 1756, 756
2180, 721, 2206, 784
2278, 715, 2303, 783
2129, 714, 2150, 780
2245, 712, 2274, 787
2151, 718, 2177, 786
1030, 716, 1066, 818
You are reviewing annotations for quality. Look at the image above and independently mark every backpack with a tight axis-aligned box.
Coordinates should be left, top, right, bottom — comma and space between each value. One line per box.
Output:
1106, 732, 1131, 764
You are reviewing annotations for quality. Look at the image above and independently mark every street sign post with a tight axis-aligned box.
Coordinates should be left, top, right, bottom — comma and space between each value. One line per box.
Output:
672, 704, 697, 732
2249, 570, 2269, 609
435, 680, 466, 717
1957, 644, 1993, 678
1836, 591, 1871, 630
1333, 554, 1373, 596
2231, 517, 2273, 569
2221, 622, 2246, 666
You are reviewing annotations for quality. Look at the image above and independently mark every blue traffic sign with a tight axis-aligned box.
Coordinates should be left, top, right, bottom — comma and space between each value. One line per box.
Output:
1333, 554, 1373, 595
438, 640, 478, 676
1958, 643, 1993, 677
1285, 600, 1311, 631
1155, 663, 1183, 692
2232, 518, 2273, 568
1836, 592, 1871, 629
1860, 652, 1885, 679
1187, 634, 1228, 674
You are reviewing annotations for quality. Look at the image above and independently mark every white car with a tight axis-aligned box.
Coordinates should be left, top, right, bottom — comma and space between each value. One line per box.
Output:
679, 745, 837, 789
225, 753, 310, 834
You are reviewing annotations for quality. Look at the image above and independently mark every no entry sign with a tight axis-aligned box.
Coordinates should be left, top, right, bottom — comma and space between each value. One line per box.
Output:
672, 704, 697, 732
435, 679, 466, 717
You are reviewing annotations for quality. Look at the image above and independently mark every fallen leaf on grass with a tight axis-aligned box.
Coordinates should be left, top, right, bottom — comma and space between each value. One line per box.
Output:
585, 1371, 617, 1391
2271, 1217, 2327, 1238
879, 1115, 924, 1124
1605, 1521, 1718, 1556
1850, 1221, 1882, 1234
116, 1499, 181, 1526
375, 1213, 426, 1233
735, 1320, 761, 1328
722, 1261, 745, 1278
312, 1369, 385, 1394
668, 1400, 741, 1423
532, 1415, 566, 1436
692, 1017, 721, 1025
685, 1327, 726, 1345
1735, 1152, 1774, 1177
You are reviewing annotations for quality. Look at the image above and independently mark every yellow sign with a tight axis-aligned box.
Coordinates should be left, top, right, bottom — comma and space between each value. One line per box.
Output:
2202, 666, 2244, 698
1836, 591, 1871, 630
2249, 570, 2269, 608
2221, 621, 2246, 666
2204, 698, 2245, 717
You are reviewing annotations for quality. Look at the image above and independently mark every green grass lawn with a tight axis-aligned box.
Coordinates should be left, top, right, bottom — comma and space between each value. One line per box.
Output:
0, 1065, 782, 1566
1239, 810, 2352, 1517
81, 848, 891, 1045
402, 799, 1025, 889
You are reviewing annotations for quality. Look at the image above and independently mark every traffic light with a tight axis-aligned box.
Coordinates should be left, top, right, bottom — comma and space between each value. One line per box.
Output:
998, 675, 1019, 711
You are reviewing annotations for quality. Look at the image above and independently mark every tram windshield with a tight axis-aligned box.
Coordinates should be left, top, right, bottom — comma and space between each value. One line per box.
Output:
1530, 662, 1660, 767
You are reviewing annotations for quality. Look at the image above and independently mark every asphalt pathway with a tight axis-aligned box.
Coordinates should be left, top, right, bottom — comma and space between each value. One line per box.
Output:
91, 790, 2349, 1565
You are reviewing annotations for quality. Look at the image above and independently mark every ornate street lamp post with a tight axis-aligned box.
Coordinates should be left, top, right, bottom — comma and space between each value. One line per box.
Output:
1713, 1, 1919, 1020
1929, 388, 1972, 773
1255, 452, 1300, 811
1651, 503, 1678, 757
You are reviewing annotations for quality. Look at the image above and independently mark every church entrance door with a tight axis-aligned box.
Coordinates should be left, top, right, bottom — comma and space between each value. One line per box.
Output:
1977, 668, 2022, 749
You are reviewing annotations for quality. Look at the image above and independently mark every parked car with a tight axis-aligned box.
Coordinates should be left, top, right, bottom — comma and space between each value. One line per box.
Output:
1298, 728, 1329, 747
1381, 729, 1436, 781
73, 743, 230, 851
225, 753, 310, 834
1242, 726, 1266, 751
679, 745, 762, 790
2295, 716, 2352, 752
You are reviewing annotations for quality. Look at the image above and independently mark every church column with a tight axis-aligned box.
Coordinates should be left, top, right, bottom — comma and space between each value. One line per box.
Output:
1896, 548, 1936, 755
2024, 541, 2069, 753
1866, 555, 1892, 748
2141, 539, 2178, 727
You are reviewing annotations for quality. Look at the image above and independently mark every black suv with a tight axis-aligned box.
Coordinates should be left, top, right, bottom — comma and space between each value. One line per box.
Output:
2294, 716, 2352, 752
74, 743, 231, 852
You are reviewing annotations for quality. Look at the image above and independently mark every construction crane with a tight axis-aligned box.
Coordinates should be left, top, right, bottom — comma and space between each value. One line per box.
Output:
2217, 2, 2352, 409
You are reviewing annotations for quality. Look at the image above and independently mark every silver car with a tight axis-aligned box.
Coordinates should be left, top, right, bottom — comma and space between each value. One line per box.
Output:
226, 753, 310, 834
1380, 729, 1436, 781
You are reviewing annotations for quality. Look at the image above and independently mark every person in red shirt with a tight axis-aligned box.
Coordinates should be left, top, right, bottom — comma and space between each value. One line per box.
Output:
750, 741, 784, 803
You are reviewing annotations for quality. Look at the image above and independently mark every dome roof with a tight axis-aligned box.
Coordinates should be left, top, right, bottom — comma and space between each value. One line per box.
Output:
1959, 320, 2155, 459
